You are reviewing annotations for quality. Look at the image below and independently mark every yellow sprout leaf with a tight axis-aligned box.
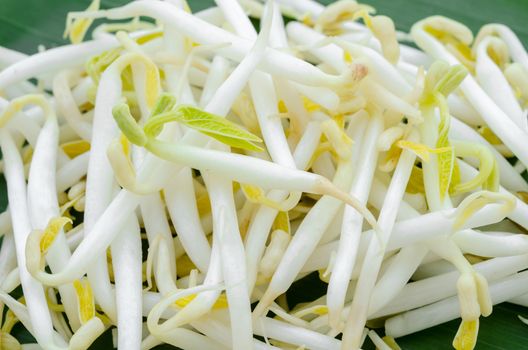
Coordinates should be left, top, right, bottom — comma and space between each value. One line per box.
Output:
40, 217, 72, 254
302, 96, 322, 112
272, 211, 291, 235
241, 184, 300, 211
278, 100, 289, 113
86, 49, 121, 85
453, 319, 479, 350
313, 306, 329, 316
66, 0, 100, 44
301, 13, 314, 27
406, 166, 425, 194
61, 140, 91, 158
242, 184, 282, 209
73, 278, 96, 324
136, 31, 163, 45
343, 50, 353, 64
478, 126, 502, 145
174, 293, 228, 309
292, 305, 328, 318
397, 140, 451, 163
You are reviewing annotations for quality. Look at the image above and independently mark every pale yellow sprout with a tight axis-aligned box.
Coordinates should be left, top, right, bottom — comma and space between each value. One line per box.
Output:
0, 331, 21, 350
241, 184, 301, 212
320, 117, 353, 160
314, 0, 375, 36
421, 17, 475, 71
505, 63, 528, 102
64, 0, 100, 44
259, 229, 291, 278
451, 191, 516, 231
173, 293, 228, 309
73, 278, 96, 324
25, 217, 72, 277
453, 271, 492, 350
40, 217, 73, 254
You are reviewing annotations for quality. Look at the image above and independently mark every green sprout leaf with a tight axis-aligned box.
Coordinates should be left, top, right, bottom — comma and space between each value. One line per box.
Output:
144, 104, 264, 152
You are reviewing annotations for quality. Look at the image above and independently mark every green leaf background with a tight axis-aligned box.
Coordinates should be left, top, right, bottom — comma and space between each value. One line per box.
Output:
1, 0, 527, 349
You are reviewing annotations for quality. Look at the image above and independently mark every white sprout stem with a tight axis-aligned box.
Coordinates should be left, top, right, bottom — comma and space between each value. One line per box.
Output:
83, 53, 132, 323
369, 244, 429, 315
385, 269, 528, 338
288, 23, 411, 96
0, 210, 12, 236
245, 121, 322, 292
26, 107, 80, 329
203, 173, 254, 350
290, 82, 340, 112
0, 232, 17, 284
250, 71, 296, 167
181, 10, 274, 343
366, 179, 433, 316
215, 0, 255, 40
327, 112, 382, 328
373, 253, 528, 319
253, 119, 368, 317
159, 13, 211, 279
145, 284, 231, 349
454, 230, 528, 257
0, 129, 63, 348
52, 69, 93, 140
199, 56, 229, 108
412, 21, 528, 167
147, 250, 223, 332
68, 0, 348, 87
341, 141, 416, 348
140, 193, 177, 287
475, 36, 526, 132
56, 152, 90, 193
111, 216, 143, 350
191, 317, 275, 350
399, 44, 432, 67
147, 138, 343, 193
269, 2, 289, 48
286, 22, 347, 73
252, 316, 340, 350
164, 168, 211, 273
0, 37, 119, 90
143, 285, 278, 350
29, 189, 139, 286
447, 94, 485, 127
304, 188, 514, 275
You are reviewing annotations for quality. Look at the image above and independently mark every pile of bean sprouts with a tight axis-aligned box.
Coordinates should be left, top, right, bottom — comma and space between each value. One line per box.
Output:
1, 0, 528, 349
